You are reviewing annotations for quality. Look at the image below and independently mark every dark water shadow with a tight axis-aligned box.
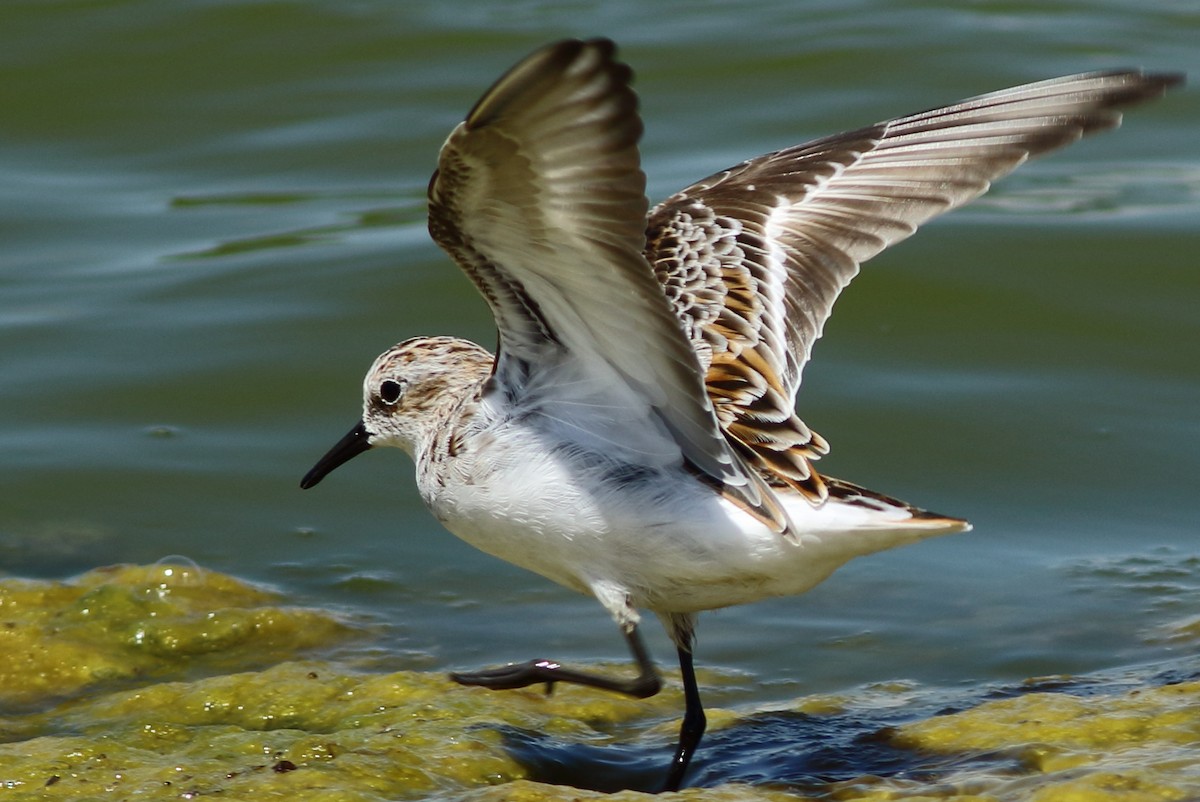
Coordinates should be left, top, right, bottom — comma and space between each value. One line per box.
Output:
496, 707, 984, 793
493, 656, 1200, 793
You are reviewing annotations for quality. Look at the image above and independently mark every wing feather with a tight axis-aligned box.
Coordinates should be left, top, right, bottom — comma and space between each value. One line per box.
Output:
647, 68, 1183, 501
428, 39, 794, 534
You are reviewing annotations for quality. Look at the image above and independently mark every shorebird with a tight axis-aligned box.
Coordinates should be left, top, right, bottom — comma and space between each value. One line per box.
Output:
301, 39, 1180, 791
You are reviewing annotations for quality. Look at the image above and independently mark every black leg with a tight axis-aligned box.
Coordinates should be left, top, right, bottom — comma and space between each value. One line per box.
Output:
662, 645, 706, 792
450, 624, 662, 699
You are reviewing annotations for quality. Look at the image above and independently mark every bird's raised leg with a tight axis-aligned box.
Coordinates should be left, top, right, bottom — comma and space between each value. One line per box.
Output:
450, 624, 662, 698
662, 644, 706, 792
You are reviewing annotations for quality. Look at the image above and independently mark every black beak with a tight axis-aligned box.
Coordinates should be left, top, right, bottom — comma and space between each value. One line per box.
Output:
300, 420, 373, 489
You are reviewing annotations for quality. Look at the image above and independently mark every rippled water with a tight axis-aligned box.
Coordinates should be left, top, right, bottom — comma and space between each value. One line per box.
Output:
3, 0, 1198, 776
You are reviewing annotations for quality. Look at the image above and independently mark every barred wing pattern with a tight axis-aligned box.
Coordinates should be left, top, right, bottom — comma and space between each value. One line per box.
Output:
646, 69, 1182, 502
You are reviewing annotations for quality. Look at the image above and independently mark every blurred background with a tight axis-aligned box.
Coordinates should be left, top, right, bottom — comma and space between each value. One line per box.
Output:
2, 0, 1196, 699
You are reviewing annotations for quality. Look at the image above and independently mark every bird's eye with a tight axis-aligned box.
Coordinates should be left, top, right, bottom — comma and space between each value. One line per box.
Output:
379, 379, 404, 405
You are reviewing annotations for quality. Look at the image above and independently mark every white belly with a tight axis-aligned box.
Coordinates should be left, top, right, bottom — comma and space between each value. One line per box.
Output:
420, 431, 961, 615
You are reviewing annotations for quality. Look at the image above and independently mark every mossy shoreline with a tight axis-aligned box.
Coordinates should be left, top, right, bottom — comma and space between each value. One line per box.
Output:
1, 564, 1196, 800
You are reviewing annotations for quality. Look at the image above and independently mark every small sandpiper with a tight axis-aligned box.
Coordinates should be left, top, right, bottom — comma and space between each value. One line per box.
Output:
301, 39, 1181, 791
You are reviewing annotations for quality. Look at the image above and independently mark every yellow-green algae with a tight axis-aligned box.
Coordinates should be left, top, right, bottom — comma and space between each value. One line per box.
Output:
2, 564, 1199, 801
892, 679, 1200, 801
0, 563, 352, 710
0, 657, 690, 799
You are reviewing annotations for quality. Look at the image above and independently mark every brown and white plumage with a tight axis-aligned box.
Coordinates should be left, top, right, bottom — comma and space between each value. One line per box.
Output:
426, 39, 1179, 524
646, 68, 1181, 502
302, 39, 1181, 791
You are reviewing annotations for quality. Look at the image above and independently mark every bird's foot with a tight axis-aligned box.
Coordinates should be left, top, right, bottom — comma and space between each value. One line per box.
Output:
451, 659, 562, 693
450, 657, 661, 698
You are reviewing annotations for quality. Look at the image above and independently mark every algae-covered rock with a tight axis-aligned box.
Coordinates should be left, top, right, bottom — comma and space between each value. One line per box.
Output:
893, 679, 1200, 800
1, 662, 513, 799
3, 564, 1199, 801
0, 562, 685, 800
0, 659, 694, 800
0, 562, 352, 710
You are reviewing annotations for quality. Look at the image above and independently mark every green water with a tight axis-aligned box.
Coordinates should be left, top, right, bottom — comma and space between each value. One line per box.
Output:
2, 0, 1197, 791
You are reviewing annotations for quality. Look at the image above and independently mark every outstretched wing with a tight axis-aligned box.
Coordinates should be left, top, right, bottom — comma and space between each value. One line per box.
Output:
427, 39, 794, 534
647, 68, 1183, 502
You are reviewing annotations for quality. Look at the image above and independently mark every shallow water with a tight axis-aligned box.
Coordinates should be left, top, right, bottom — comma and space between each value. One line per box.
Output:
2, 0, 1198, 794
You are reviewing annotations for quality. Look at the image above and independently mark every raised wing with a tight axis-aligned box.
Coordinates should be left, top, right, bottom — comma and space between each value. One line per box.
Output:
647, 68, 1183, 502
427, 39, 794, 534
